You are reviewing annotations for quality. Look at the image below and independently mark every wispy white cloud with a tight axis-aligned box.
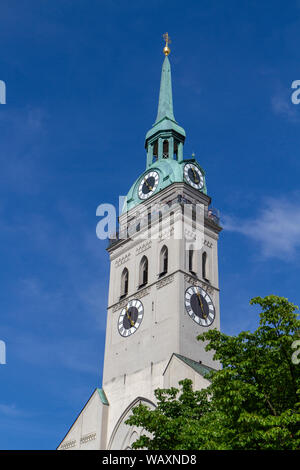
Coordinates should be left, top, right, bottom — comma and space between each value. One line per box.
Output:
271, 89, 299, 122
223, 195, 300, 260
0, 403, 27, 418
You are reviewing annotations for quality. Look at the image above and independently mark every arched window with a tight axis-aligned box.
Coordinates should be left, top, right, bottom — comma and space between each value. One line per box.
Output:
202, 251, 208, 281
163, 140, 169, 158
189, 246, 195, 274
159, 245, 168, 277
120, 268, 129, 298
139, 256, 148, 288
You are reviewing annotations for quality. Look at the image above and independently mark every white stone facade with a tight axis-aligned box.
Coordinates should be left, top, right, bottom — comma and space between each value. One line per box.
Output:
58, 181, 222, 450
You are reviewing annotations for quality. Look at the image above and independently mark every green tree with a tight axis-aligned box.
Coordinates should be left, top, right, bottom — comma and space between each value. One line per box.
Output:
126, 295, 300, 449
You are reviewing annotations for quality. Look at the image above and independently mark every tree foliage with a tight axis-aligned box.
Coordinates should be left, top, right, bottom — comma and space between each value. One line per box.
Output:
126, 295, 300, 449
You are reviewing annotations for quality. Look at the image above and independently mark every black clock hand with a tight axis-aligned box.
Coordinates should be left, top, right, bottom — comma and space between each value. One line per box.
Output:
191, 167, 199, 184
126, 306, 135, 326
196, 291, 207, 319
144, 178, 153, 191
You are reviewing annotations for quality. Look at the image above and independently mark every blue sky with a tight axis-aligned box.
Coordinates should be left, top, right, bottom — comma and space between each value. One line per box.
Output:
0, 0, 300, 449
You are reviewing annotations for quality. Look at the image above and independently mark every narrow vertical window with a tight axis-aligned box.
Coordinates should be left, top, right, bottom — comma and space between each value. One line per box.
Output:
120, 267, 129, 298
159, 245, 168, 276
139, 256, 148, 287
169, 211, 174, 238
173, 141, 178, 160
159, 211, 162, 236
152, 141, 158, 162
189, 246, 194, 274
163, 140, 169, 159
192, 205, 196, 230
202, 251, 208, 280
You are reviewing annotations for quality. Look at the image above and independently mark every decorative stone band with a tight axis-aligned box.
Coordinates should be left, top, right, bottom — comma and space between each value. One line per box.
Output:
110, 270, 217, 313
112, 286, 151, 312
136, 287, 151, 300
158, 226, 174, 242
184, 228, 197, 241
204, 239, 213, 249
115, 253, 131, 268
136, 240, 152, 255
59, 439, 76, 450
156, 274, 174, 289
80, 433, 96, 445
184, 274, 214, 295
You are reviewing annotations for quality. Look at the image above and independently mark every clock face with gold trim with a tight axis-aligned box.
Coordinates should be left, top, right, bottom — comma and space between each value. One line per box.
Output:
118, 299, 144, 337
185, 286, 215, 327
138, 171, 159, 200
184, 163, 204, 190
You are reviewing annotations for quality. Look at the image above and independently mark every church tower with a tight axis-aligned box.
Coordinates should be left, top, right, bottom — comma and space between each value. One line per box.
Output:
58, 36, 222, 451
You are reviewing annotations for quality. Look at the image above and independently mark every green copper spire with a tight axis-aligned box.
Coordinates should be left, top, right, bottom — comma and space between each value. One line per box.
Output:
145, 40, 186, 153
121, 36, 208, 214
155, 56, 175, 123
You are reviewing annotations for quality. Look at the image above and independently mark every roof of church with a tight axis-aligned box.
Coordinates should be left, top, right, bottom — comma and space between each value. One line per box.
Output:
173, 353, 216, 378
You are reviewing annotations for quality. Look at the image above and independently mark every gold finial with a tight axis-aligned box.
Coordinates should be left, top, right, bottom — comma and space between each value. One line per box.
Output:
163, 32, 171, 56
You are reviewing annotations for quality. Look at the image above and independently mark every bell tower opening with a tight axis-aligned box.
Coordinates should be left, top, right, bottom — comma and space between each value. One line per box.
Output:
163, 139, 169, 158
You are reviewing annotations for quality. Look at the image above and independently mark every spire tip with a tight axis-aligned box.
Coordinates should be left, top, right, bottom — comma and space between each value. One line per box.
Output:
163, 32, 171, 56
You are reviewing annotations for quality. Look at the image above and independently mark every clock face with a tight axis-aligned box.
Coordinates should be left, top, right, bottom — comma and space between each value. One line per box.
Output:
138, 171, 159, 200
118, 299, 144, 337
184, 163, 204, 190
185, 286, 215, 327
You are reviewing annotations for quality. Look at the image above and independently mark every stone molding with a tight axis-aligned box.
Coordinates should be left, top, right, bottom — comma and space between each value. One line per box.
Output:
159, 226, 174, 242
136, 240, 152, 255
204, 239, 213, 249
156, 274, 174, 290
112, 287, 151, 312
80, 433, 96, 445
59, 439, 76, 450
184, 274, 214, 295
115, 253, 131, 268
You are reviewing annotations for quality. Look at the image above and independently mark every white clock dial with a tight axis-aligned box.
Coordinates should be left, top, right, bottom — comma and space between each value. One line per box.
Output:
184, 163, 204, 190
185, 286, 215, 327
138, 171, 159, 200
118, 299, 144, 337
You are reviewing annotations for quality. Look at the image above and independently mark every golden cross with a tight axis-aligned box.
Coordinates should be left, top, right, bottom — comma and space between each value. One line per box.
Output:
163, 32, 171, 56
163, 32, 171, 46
